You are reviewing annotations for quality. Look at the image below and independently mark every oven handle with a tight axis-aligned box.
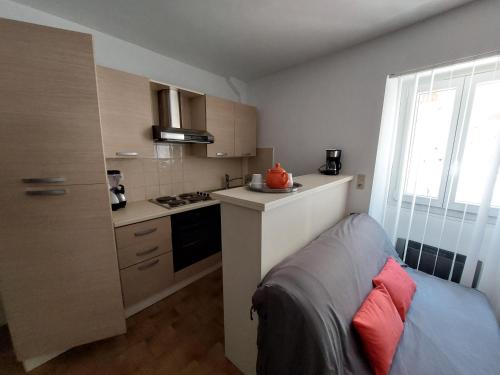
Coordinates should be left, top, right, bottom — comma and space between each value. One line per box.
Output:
179, 239, 202, 249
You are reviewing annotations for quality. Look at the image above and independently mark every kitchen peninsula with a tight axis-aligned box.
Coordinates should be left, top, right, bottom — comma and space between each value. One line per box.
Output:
211, 174, 353, 374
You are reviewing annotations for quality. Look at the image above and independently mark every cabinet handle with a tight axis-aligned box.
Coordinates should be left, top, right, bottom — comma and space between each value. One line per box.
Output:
216, 152, 227, 157
136, 246, 159, 257
137, 259, 160, 271
134, 228, 157, 237
116, 151, 139, 157
26, 189, 66, 196
242, 153, 252, 156
22, 177, 66, 184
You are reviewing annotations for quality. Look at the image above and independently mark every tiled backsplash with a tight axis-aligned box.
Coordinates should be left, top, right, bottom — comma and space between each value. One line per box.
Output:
106, 144, 243, 202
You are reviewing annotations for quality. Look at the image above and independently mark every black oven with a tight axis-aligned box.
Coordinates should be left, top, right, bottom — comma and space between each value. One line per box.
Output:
170, 204, 221, 272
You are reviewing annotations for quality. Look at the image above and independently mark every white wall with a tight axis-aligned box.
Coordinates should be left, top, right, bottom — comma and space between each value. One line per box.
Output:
0, 0, 248, 103
249, 0, 500, 214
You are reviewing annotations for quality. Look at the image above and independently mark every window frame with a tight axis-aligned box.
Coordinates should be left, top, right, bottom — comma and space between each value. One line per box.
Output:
390, 69, 500, 217
445, 71, 500, 215
390, 74, 466, 208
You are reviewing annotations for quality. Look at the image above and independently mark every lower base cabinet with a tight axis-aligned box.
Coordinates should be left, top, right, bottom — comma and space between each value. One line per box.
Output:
114, 210, 222, 311
120, 252, 174, 307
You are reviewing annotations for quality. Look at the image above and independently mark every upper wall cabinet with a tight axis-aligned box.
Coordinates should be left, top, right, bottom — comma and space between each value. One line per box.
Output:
234, 103, 257, 157
96, 66, 154, 158
190, 95, 257, 158
205, 96, 236, 157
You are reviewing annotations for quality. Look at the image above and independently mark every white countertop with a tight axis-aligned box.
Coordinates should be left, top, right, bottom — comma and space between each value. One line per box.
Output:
112, 199, 220, 227
211, 174, 353, 211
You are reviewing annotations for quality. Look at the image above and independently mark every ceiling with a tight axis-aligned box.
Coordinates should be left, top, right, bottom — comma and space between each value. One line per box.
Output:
12, 0, 475, 80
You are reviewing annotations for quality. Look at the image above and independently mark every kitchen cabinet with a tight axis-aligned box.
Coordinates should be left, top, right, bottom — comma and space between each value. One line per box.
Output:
206, 96, 236, 157
115, 216, 172, 269
0, 25, 107, 187
115, 217, 174, 308
120, 253, 174, 307
234, 103, 257, 157
190, 95, 257, 158
96, 66, 154, 158
0, 19, 125, 362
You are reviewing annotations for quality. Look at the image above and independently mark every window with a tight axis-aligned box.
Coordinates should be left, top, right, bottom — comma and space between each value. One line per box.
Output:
393, 61, 500, 213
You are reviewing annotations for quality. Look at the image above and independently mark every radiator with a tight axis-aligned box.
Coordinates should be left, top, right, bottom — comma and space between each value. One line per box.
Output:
395, 238, 466, 283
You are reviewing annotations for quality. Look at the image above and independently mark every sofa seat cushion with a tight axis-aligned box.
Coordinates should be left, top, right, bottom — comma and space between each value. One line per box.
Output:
390, 269, 500, 375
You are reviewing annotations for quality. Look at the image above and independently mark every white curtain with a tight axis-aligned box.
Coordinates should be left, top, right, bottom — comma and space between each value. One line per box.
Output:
370, 55, 500, 320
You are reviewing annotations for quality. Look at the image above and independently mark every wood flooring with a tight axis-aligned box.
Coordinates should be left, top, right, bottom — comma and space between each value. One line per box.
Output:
0, 269, 242, 375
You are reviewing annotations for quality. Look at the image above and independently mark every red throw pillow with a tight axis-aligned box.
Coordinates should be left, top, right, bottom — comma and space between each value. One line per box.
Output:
353, 284, 403, 375
373, 257, 416, 321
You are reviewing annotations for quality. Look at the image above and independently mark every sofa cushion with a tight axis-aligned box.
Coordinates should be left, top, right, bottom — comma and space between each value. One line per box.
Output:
373, 257, 416, 321
353, 284, 403, 375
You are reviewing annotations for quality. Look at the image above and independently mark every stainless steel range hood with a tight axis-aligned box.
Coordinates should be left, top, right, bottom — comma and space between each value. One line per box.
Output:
152, 88, 214, 144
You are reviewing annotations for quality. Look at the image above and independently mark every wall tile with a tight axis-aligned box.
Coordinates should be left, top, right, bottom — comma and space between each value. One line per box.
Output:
171, 159, 184, 183
126, 186, 146, 202
144, 171, 159, 186
145, 185, 160, 200
158, 160, 172, 185
155, 144, 172, 159
105, 153, 244, 202
159, 184, 172, 197
171, 182, 184, 195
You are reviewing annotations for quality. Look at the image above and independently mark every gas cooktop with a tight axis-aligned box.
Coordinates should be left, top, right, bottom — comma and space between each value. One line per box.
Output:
150, 192, 211, 209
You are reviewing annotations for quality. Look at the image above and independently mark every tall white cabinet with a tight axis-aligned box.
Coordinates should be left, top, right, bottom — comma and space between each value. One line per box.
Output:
0, 18, 125, 365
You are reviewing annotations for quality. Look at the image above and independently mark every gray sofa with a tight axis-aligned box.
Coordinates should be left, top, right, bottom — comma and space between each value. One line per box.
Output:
252, 213, 500, 375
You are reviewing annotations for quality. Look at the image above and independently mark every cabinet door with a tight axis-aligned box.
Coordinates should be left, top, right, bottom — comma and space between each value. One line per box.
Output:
205, 96, 235, 157
96, 66, 154, 158
0, 19, 107, 187
234, 103, 257, 157
0, 183, 125, 360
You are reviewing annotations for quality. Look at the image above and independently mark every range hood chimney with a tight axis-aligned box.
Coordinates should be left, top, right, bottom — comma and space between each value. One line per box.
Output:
152, 88, 214, 144
158, 88, 181, 129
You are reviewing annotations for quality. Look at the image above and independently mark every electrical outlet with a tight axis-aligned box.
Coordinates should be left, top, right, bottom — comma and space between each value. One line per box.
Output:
356, 174, 365, 190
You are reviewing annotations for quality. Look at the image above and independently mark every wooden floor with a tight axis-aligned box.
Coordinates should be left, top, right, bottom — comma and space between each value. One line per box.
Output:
0, 269, 242, 375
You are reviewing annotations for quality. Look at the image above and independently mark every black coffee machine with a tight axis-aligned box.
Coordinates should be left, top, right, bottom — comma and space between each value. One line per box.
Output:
319, 149, 342, 175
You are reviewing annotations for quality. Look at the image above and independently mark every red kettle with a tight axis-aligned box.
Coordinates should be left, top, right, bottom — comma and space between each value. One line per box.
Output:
266, 163, 289, 189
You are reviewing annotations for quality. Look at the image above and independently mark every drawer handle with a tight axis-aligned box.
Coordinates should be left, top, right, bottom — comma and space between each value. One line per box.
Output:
116, 151, 139, 157
22, 177, 66, 184
134, 228, 157, 237
26, 189, 66, 196
136, 246, 159, 257
137, 259, 160, 271
216, 152, 227, 157
242, 152, 252, 156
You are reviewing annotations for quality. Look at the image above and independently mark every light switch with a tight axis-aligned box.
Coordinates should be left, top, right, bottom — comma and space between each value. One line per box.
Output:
356, 174, 365, 190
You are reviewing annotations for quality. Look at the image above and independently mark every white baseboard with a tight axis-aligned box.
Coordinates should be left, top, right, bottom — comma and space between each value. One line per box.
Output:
125, 262, 221, 318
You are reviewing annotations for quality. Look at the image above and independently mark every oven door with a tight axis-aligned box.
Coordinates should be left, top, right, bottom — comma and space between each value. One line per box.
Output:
171, 204, 221, 272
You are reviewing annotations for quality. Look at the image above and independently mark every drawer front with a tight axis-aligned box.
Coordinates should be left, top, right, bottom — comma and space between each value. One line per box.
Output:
120, 253, 174, 307
117, 236, 171, 269
115, 217, 171, 249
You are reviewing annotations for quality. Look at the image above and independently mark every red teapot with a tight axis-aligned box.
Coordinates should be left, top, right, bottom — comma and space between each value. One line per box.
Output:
266, 163, 289, 189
